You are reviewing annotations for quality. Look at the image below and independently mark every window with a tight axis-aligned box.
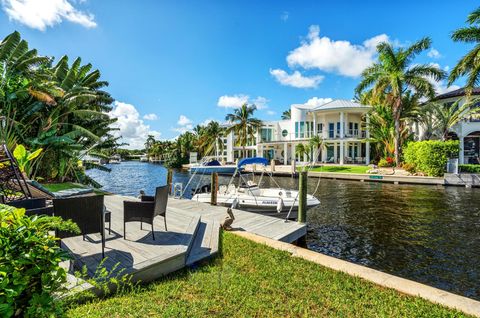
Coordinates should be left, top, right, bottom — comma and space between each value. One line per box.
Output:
260, 128, 273, 142
282, 129, 288, 137
317, 123, 323, 134
328, 123, 335, 138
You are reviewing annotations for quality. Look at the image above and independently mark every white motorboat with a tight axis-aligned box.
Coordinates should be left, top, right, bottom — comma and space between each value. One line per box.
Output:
189, 157, 320, 219
189, 157, 237, 175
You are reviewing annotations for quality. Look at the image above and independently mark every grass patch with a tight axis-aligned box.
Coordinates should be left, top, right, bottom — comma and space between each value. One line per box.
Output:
42, 182, 85, 192
66, 232, 467, 317
309, 165, 370, 174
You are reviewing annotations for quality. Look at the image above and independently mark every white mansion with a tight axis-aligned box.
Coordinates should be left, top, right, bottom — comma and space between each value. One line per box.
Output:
221, 99, 372, 165
216, 89, 480, 166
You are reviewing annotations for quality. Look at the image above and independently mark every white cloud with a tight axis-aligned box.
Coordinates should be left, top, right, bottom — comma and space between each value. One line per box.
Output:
280, 11, 289, 21
143, 113, 158, 121
266, 110, 276, 115
285, 25, 389, 77
200, 118, 214, 126
270, 69, 324, 88
432, 80, 460, 96
177, 115, 192, 126
302, 97, 333, 108
427, 48, 441, 59
444, 65, 450, 72
108, 101, 160, 150
2, 0, 96, 31
217, 94, 249, 108
252, 96, 269, 109
217, 94, 270, 109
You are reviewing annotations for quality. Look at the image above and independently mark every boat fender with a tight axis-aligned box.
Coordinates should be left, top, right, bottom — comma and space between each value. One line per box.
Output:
277, 197, 284, 213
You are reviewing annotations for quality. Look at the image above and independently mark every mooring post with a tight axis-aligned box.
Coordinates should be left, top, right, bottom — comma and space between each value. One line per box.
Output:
298, 170, 307, 223
167, 169, 173, 195
210, 172, 218, 205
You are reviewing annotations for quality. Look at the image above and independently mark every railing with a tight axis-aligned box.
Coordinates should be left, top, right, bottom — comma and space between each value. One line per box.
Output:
258, 131, 368, 143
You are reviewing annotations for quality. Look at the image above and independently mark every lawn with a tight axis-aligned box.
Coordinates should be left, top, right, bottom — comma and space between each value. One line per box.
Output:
42, 182, 86, 192
309, 165, 370, 174
66, 232, 467, 318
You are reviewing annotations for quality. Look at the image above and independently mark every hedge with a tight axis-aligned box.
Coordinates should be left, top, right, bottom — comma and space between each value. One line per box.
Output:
459, 164, 480, 173
403, 140, 459, 177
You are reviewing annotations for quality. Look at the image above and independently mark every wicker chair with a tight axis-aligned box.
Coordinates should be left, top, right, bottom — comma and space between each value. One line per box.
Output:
6, 197, 54, 216
53, 195, 106, 258
123, 186, 168, 240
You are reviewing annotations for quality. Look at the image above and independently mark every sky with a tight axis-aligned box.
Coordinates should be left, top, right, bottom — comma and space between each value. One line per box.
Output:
0, 0, 478, 148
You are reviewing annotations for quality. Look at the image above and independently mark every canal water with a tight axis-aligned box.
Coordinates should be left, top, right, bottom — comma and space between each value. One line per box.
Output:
87, 161, 480, 300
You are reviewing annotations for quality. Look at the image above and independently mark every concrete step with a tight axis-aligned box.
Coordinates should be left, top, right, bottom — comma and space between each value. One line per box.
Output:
186, 219, 221, 266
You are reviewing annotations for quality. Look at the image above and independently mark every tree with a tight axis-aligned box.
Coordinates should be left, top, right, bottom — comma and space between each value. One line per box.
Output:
225, 104, 262, 158
295, 136, 323, 163
281, 109, 291, 120
449, 7, 480, 93
197, 121, 225, 156
355, 37, 445, 165
427, 99, 480, 140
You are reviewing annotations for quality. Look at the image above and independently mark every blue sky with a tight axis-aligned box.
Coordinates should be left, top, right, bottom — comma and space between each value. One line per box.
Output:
0, 0, 477, 147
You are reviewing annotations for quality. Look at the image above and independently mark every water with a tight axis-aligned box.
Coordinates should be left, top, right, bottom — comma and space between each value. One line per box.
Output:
87, 161, 480, 300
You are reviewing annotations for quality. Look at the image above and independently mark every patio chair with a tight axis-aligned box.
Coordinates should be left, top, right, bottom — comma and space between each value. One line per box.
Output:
123, 185, 168, 240
6, 197, 54, 216
53, 194, 106, 258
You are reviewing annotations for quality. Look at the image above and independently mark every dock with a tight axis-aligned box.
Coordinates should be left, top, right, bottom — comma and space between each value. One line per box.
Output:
61, 194, 306, 283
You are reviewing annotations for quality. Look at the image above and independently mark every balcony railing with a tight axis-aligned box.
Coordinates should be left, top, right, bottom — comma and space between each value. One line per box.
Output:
257, 131, 368, 143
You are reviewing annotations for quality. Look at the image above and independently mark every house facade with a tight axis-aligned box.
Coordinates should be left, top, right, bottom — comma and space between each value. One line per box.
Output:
220, 99, 372, 165
436, 88, 480, 165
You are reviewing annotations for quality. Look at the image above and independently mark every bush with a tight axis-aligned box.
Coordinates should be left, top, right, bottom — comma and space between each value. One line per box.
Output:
0, 205, 79, 317
403, 140, 459, 177
378, 157, 395, 167
402, 162, 416, 174
459, 164, 480, 173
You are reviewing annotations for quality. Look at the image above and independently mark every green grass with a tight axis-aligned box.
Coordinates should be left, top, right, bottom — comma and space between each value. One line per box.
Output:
66, 232, 467, 318
309, 165, 370, 174
42, 182, 85, 192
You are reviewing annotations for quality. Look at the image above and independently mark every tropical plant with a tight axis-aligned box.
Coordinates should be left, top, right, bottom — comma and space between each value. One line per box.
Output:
12, 144, 42, 177
449, 7, 480, 93
197, 121, 225, 156
356, 37, 446, 165
225, 104, 262, 158
295, 136, 323, 165
0, 204, 79, 317
425, 99, 480, 140
281, 109, 291, 120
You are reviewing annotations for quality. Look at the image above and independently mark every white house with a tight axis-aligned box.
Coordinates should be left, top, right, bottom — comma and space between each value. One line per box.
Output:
220, 99, 372, 165
435, 87, 480, 165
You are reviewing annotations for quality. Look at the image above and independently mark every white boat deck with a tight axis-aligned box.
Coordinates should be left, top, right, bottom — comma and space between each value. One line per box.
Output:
61, 194, 306, 282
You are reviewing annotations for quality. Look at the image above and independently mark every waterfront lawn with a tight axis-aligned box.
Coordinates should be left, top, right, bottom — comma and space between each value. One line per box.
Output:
66, 232, 467, 318
310, 165, 370, 174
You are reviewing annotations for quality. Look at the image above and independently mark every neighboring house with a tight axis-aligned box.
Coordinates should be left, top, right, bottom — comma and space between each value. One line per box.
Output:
435, 87, 480, 165
220, 99, 372, 165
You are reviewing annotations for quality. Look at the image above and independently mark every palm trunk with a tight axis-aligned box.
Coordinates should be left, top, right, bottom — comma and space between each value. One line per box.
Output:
393, 98, 402, 166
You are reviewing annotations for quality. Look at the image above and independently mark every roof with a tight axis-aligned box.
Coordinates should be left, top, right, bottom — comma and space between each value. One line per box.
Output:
435, 87, 480, 100
312, 99, 370, 111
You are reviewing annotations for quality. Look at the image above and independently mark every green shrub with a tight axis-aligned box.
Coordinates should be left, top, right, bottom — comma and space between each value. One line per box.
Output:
402, 162, 416, 174
378, 157, 395, 167
0, 205, 79, 317
459, 164, 480, 173
403, 140, 459, 177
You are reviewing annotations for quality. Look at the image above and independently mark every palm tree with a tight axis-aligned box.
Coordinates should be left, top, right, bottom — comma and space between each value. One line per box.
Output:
281, 109, 291, 120
295, 136, 324, 167
449, 7, 480, 93
145, 135, 156, 154
198, 121, 225, 156
427, 99, 480, 140
225, 104, 262, 158
355, 37, 445, 164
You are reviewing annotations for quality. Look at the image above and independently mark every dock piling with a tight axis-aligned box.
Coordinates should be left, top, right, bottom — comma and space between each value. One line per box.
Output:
210, 172, 218, 205
167, 169, 173, 195
298, 171, 307, 223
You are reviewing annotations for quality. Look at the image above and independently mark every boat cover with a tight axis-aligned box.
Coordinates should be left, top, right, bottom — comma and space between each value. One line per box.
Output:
237, 157, 269, 168
205, 159, 221, 166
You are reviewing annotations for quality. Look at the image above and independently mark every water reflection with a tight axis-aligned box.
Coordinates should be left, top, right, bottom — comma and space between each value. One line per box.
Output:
87, 161, 480, 299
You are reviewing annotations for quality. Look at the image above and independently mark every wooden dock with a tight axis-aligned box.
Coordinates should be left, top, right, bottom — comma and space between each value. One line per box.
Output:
62, 195, 306, 283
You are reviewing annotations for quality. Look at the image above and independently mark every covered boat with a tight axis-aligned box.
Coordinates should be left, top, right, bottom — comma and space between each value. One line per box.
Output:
189, 157, 237, 175
190, 157, 320, 219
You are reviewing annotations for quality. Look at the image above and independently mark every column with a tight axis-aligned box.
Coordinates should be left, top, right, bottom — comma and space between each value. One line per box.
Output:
366, 141, 370, 164
459, 136, 464, 164
340, 141, 344, 165
291, 143, 296, 162
333, 142, 338, 163
322, 144, 328, 162
258, 144, 263, 158
313, 113, 317, 136
283, 143, 288, 165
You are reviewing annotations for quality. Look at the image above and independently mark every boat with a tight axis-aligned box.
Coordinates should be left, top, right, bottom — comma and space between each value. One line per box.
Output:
190, 157, 320, 219
140, 155, 148, 162
109, 154, 121, 164
189, 157, 237, 175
